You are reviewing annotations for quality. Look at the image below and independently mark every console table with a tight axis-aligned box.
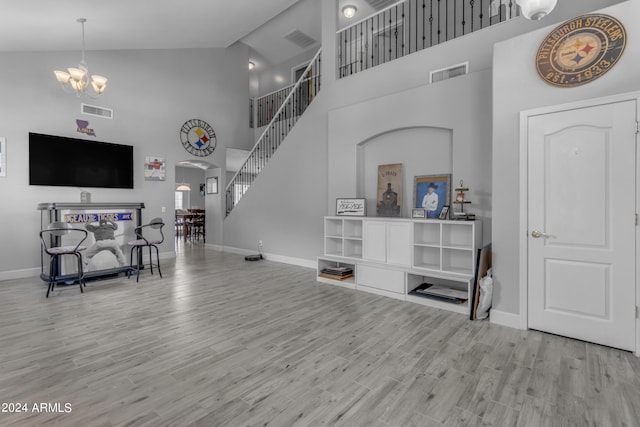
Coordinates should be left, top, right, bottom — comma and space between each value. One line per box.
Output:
37, 202, 145, 283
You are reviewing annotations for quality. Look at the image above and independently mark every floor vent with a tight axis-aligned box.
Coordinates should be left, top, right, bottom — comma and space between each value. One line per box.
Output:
81, 103, 113, 119
365, 0, 400, 11
429, 62, 469, 84
283, 29, 317, 49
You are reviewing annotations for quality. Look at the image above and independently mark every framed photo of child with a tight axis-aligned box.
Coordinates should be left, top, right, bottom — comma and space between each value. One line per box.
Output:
413, 174, 451, 219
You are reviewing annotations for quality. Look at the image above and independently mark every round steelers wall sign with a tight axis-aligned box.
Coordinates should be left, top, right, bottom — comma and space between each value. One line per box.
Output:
536, 14, 626, 88
179, 119, 217, 157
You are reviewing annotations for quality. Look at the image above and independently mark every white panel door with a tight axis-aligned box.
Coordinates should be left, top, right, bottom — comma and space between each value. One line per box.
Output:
363, 221, 387, 263
528, 100, 636, 351
386, 222, 411, 266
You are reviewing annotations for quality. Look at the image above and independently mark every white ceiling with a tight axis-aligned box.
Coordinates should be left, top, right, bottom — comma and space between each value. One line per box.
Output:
242, 0, 321, 66
0, 0, 300, 51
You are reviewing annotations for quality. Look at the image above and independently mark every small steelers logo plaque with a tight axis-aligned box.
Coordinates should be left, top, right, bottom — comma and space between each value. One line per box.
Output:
536, 14, 626, 88
179, 119, 217, 157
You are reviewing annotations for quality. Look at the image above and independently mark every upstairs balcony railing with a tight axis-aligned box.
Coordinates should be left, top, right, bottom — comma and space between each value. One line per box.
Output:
337, 0, 518, 78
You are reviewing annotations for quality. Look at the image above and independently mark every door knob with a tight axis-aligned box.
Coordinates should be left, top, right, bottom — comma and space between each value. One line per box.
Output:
531, 230, 550, 238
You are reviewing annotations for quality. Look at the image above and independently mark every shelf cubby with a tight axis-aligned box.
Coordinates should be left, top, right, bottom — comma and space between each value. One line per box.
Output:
325, 218, 343, 238
442, 223, 473, 250
343, 239, 363, 259
442, 248, 474, 276
413, 246, 440, 271
325, 237, 343, 257
343, 219, 363, 239
317, 257, 356, 289
413, 221, 440, 246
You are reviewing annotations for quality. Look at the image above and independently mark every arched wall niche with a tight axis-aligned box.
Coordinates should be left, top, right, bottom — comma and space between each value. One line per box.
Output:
356, 126, 453, 216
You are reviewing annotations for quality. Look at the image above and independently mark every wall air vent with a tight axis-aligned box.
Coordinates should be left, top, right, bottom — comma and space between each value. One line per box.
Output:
81, 103, 113, 119
429, 62, 469, 84
364, 0, 400, 10
283, 29, 317, 49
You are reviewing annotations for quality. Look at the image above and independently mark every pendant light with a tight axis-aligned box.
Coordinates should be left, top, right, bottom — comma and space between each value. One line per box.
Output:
516, 0, 557, 20
53, 18, 107, 98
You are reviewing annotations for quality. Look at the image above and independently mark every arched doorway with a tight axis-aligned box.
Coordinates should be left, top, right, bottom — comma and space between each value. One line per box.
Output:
175, 160, 216, 251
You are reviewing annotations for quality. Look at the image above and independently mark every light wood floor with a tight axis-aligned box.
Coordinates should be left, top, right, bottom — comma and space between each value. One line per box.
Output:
0, 246, 639, 427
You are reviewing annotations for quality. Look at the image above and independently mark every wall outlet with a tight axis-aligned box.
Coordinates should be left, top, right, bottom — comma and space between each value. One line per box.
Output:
258, 240, 263, 246
161, 206, 166, 213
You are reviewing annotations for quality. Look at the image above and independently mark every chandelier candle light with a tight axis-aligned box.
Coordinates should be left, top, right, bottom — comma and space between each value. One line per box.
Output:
53, 18, 107, 97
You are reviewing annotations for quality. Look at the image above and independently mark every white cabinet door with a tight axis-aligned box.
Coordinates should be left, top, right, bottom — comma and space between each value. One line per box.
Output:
386, 222, 411, 267
357, 265, 405, 294
363, 221, 387, 263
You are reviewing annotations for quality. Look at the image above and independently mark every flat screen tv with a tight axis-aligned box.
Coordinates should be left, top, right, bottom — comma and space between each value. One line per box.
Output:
29, 133, 134, 189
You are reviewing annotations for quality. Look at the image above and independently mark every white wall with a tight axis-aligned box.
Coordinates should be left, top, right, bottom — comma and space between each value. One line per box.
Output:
222, 0, 627, 281
328, 71, 492, 237
492, 0, 640, 315
359, 128, 453, 216
0, 45, 250, 278
257, 47, 319, 96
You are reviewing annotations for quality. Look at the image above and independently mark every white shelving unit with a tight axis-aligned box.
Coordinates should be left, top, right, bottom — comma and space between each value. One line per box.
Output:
324, 217, 363, 260
319, 217, 483, 315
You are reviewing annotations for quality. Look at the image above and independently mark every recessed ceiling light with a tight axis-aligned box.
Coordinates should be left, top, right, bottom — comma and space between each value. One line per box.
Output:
342, 5, 357, 19
248, 61, 255, 70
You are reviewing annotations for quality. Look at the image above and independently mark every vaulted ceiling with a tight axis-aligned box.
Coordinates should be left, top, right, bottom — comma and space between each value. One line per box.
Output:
0, 0, 302, 51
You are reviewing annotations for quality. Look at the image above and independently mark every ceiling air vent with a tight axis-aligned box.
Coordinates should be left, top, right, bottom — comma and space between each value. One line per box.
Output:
283, 29, 317, 49
364, 0, 400, 10
429, 62, 469, 84
81, 103, 113, 119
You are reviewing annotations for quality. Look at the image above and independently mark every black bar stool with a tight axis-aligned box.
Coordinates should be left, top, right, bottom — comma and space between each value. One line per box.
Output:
127, 218, 165, 282
39, 222, 88, 298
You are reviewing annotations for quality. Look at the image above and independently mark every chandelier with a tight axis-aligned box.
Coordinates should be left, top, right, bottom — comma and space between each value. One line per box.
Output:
515, 0, 557, 20
53, 18, 107, 98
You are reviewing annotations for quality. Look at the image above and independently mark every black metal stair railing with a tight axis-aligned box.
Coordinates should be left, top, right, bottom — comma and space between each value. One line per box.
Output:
226, 48, 322, 217
338, 0, 518, 78
253, 86, 294, 128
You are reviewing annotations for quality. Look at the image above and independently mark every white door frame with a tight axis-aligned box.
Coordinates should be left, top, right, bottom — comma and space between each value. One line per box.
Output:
518, 91, 640, 356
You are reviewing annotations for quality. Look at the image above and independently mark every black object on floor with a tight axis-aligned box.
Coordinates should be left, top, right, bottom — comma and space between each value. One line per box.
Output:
245, 243, 264, 261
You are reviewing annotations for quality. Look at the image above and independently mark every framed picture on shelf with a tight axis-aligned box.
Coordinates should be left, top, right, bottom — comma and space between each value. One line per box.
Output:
336, 198, 366, 216
439, 205, 450, 220
412, 208, 426, 218
206, 176, 218, 195
376, 163, 403, 217
413, 174, 451, 219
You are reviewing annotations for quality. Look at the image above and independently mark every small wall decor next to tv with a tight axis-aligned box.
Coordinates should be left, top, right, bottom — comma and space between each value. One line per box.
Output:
29, 133, 134, 189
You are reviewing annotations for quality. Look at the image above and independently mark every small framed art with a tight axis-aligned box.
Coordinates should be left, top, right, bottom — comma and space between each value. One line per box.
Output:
144, 156, 166, 181
336, 198, 366, 216
206, 176, 219, 195
412, 208, 426, 219
439, 205, 450, 220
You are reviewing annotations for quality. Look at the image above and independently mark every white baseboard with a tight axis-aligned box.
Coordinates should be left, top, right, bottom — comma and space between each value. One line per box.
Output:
0, 267, 41, 281
222, 246, 316, 269
204, 244, 223, 251
489, 309, 524, 330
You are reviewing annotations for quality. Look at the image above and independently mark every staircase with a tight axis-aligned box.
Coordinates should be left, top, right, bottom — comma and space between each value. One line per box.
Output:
225, 48, 321, 217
